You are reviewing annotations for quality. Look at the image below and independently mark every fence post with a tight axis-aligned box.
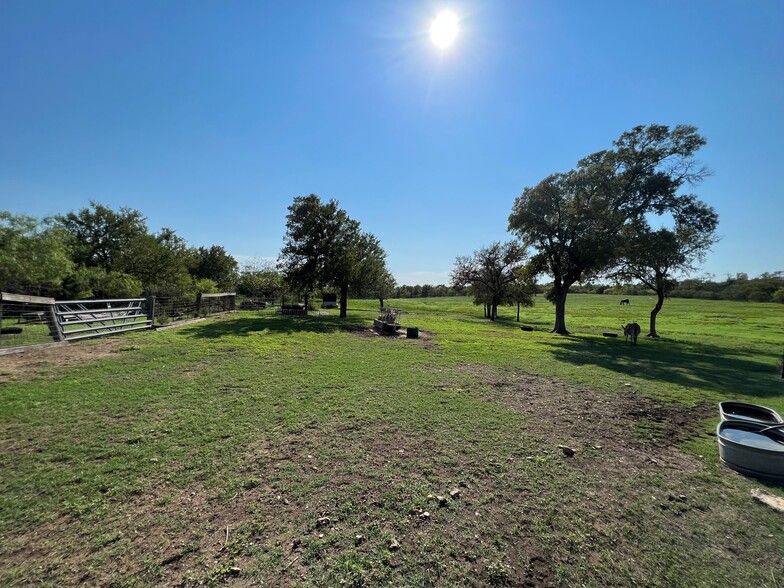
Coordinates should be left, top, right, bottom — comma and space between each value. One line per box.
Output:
46, 303, 65, 342
196, 293, 203, 317
146, 296, 156, 325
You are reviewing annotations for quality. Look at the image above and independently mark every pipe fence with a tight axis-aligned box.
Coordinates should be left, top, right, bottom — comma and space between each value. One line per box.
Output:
0, 291, 237, 350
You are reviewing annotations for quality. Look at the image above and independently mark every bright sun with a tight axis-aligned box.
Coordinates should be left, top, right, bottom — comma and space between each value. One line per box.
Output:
430, 11, 459, 48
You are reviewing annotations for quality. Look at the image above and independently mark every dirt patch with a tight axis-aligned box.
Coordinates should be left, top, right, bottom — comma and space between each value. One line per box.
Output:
450, 363, 729, 584
461, 363, 713, 476
462, 363, 713, 438
341, 324, 439, 350
0, 338, 128, 384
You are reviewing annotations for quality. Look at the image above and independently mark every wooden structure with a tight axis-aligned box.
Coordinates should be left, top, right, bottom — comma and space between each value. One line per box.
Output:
0, 292, 63, 343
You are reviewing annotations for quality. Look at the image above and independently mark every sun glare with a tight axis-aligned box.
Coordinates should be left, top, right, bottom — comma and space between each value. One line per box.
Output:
430, 11, 458, 48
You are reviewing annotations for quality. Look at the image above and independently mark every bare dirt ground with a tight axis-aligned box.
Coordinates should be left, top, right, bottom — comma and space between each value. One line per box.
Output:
0, 338, 127, 383
340, 324, 439, 349
462, 362, 714, 469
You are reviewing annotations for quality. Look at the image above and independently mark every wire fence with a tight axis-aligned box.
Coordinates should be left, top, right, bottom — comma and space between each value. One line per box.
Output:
150, 293, 237, 326
0, 295, 61, 349
151, 296, 200, 326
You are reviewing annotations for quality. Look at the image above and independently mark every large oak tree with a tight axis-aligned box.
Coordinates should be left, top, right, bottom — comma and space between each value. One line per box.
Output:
508, 124, 710, 334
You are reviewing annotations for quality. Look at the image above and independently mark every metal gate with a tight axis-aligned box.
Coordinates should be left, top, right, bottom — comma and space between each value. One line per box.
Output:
55, 298, 152, 342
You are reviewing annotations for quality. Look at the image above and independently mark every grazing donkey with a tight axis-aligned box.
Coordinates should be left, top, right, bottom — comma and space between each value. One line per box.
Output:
619, 298, 630, 305
622, 322, 641, 345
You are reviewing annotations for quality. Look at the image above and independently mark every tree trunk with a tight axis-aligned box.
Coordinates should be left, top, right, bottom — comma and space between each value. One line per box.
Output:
517, 302, 520, 322
648, 288, 664, 338
379, 297, 384, 309
339, 285, 348, 318
491, 303, 498, 320
551, 284, 571, 335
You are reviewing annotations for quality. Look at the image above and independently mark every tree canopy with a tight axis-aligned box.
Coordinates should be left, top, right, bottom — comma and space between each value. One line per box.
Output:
278, 195, 389, 317
237, 258, 284, 300
612, 198, 719, 337
509, 124, 710, 334
187, 245, 239, 291
451, 241, 530, 319
2, 203, 237, 300
56, 201, 148, 270
0, 212, 73, 295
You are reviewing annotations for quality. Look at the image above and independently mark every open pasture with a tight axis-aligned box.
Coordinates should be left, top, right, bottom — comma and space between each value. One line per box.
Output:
1, 295, 783, 587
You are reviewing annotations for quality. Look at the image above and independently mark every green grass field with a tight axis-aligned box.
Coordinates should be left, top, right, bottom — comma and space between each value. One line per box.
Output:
1, 294, 783, 587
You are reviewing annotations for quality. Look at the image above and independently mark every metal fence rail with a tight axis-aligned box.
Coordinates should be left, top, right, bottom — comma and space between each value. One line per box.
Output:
55, 298, 152, 342
1, 291, 237, 350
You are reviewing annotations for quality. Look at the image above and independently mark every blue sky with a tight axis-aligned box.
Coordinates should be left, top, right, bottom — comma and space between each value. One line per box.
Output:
1, 1, 782, 284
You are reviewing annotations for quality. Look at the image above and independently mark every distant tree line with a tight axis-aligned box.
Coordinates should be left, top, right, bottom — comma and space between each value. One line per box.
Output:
648, 273, 783, 303
2, 196, 399, 315
391, 284, 461, 298
536, 273, 784, 303
393, 276, 784, 305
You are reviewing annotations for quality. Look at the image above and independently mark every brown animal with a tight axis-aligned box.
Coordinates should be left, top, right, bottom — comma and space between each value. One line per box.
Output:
622, 322, 641, 345
619, 298, 630, 305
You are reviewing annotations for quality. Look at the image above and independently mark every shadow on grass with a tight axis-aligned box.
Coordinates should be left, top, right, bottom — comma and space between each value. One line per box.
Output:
180, 314, 367, 339
451, 315, 554, 330
537, 335, 783, 400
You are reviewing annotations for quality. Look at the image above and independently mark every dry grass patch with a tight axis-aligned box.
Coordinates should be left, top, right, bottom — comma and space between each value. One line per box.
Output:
0, 338, 128, 383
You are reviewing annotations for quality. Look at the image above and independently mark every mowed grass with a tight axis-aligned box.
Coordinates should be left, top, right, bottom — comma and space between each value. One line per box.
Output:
0, 294, 783, 587
387, 294, 784, 405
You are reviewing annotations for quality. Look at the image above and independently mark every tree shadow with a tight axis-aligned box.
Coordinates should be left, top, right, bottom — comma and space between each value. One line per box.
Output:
536, 335, 783, 400
180, 314, 365, 339
494, 317, 554, 329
